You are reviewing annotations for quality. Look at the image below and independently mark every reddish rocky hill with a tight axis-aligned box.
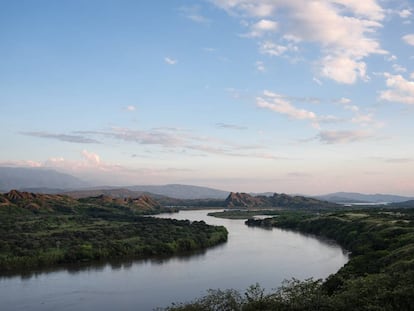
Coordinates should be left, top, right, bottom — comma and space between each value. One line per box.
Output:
0, 190, 163, 213
225, 192, 338, 209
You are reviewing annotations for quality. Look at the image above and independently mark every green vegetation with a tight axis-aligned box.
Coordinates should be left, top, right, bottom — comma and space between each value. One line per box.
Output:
165, 209, 414, 310
0, 191, 228, 272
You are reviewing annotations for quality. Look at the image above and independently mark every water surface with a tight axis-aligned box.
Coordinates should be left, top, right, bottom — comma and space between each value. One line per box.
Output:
0, 209, 348, 310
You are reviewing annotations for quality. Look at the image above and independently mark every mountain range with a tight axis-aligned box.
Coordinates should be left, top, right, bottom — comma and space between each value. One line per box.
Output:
315, 192, 414, 204
1, 166, 413, 203
0, 167, 88, 191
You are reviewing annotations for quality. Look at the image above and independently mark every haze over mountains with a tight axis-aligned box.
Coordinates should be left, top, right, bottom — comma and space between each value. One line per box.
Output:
314, 192, 414, 204
0, 167, 229, 200
1, 166, 413, 203
0, 167, 88, 191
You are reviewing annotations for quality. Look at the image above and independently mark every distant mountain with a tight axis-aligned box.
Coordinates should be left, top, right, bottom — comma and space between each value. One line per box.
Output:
125, 184, 230, 200
315, 192, 414, 204
64, 188, 165, 199
0, 167, 88, 192
388, 200, 414, 209
249, 192, 274, 197
225, 192, 338, 209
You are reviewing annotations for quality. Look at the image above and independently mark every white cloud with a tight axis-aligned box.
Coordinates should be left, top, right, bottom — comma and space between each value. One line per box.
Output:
79, 127, 280, 160
313, 77, 322, 85
254, 19, 278, 31
338, 97, 352, 105
188, 15, 210, 23
255, 61, 266, 72
212, 0, 384, 20
402, 34, 414, 46
179, 6, 211, 24
257, 90, 349, 128
351, 113, 373, 124
203, 47, 217, 53
211, 0, 387, 84
345, 105, 360, 112
126, 105, 136, 111
386, 54, 397, 62
43, 151, 111, 173
379, 73, 414, 105
320, 55, 368, 84
260, 41, 288, 56
21, 131, 100, 144
82, 150, 101, 166
392, 64, 407, 73
164, 57, 177, 65
212, 1, 275, 17
331, 0, 384, 20
216, 123, 247, 130
398, 9, 412, 19
411, 72, 414, 80
336, 98, 382, 127
257, 91, 317, 121
243, 19, 278, 37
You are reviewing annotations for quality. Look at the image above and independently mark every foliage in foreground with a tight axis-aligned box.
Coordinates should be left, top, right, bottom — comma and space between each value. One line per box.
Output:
165, 208, 414, 310
163, 279, 326, 311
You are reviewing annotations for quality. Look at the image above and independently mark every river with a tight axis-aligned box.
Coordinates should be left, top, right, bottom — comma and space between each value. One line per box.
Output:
0, 209, 348, 311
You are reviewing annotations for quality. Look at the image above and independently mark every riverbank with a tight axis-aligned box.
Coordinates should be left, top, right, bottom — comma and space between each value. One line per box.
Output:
166, 208, 414, 310
0, 203, 227, 273
0, 209, 347, 311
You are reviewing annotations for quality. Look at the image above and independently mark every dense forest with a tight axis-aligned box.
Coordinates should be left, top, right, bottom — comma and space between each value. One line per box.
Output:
0, 191, 228, 272
165, 209, 414, 310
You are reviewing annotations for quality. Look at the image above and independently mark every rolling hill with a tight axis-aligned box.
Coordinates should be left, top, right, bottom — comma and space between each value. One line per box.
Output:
0, 189, 163, 214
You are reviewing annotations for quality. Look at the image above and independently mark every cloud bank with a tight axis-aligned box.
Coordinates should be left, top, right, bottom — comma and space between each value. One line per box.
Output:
211, 0, 387, 84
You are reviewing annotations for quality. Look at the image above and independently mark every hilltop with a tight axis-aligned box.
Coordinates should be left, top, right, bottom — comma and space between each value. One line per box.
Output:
225, 192, 339, 209
0, 190, 163, 215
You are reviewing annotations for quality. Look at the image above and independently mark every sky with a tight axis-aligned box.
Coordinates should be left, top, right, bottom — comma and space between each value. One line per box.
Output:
1, 0, 414, 195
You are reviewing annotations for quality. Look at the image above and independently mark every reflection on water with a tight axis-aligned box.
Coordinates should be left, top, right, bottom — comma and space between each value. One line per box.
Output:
0, 246, 214, 281
0, 209, 348, 311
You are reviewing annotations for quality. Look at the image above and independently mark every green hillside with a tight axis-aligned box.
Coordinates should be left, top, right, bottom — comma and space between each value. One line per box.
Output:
0, 191, 228, 273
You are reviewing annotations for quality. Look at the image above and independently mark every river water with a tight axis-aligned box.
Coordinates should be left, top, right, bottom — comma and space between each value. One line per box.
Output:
0, 210, 348, 311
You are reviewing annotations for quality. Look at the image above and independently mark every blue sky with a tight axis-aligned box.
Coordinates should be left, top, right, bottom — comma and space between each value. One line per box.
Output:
1, 0, 414, 195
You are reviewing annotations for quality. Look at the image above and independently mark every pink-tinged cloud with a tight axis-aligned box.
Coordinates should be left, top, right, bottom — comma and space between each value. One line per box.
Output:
379, 73, 414, 105
317, 130, 372, 144
82, 150, 101, 166
257, 91, 317, 121
402, 34, 414, 46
